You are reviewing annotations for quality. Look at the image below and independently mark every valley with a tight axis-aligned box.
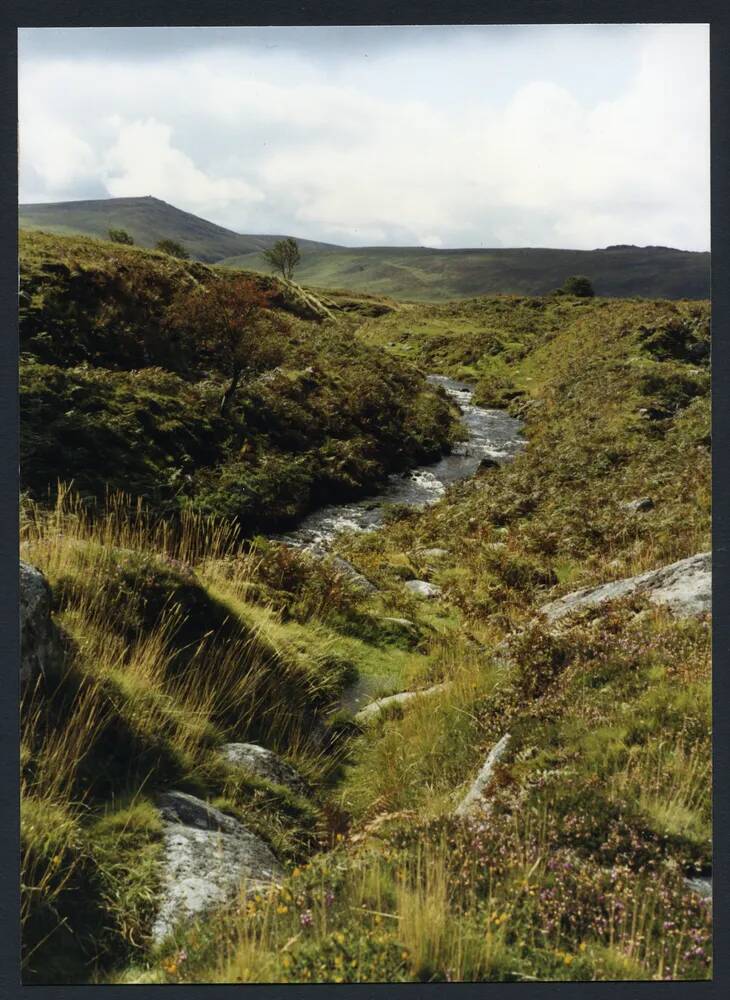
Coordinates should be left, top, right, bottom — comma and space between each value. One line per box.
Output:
19, 197, 711, 301
19, 228, 711, 984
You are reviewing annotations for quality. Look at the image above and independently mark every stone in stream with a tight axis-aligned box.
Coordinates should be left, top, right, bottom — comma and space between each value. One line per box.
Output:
354, 683, 449, 724
538, 552, 710, 623
19, 560, 65, 688
404, 579, 442, 599
219, 743, 308, 796
152, 791, 283, 943
454, 734, 512, 818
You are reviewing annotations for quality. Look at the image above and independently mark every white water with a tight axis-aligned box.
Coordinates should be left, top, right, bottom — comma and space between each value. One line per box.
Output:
275, 375, 524, 550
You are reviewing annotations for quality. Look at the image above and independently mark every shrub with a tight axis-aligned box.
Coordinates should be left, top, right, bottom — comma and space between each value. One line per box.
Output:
557, 275, 595, 297
156, 238, 190, 259
108, 228, 134, 245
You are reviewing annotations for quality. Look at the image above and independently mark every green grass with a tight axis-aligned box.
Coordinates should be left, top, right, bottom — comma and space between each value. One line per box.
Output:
19, 197, 336, 262
222, 244, 711, 302
20, 249, 712, 983
20, 230, 459, 532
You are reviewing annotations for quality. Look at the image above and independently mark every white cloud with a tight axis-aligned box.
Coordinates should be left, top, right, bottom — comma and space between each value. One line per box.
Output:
103, 118, 263, 211
19, 112, 98, 193
18, 24, 710, 250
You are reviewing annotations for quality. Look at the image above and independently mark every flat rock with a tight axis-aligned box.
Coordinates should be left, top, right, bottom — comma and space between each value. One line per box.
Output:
380, 615, 418, 629
404, 579, 442, 599
379, 616, 420, 635
219, 743, 307, 796
152, 791, 283, 943
330, 557, 379, 594
418, 548, 449, 559
539, 552, 710, 623
621, 497, 655, 513
354, 683, 448, 724
19, 561, 64, 688
455, 734, 512, 817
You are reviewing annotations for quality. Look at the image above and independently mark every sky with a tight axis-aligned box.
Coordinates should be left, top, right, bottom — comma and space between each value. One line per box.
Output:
18, 24, 710, 251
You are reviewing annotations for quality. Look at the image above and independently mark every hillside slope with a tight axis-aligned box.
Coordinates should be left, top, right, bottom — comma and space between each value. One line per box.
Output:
223, 244, 711, 301
19, 247, 711, 985
19, 230, 458, 531
19, 197, 338, 262
19, 197, 709, 299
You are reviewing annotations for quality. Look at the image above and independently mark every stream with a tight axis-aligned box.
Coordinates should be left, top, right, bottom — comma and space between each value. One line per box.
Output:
276, 375, 524, 550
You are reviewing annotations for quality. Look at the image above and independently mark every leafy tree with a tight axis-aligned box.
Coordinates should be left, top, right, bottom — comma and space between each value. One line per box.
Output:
108, 228, 134, 245
156, 238, 190, 260
262, 238, 301, 280
168, 277, 287, 415
558, 275, 595, 297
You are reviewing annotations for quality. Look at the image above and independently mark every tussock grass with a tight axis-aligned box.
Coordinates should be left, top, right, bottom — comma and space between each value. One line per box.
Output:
20, 488, 367, 981
21, 281, 712, 984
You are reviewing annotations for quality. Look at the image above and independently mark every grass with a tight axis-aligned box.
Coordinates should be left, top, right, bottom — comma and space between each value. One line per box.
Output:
20, 230, 459, 533
19, 488, 387, 981
20, 244, 712, 983
221, 244, 711, 302
19, 197, 337, 261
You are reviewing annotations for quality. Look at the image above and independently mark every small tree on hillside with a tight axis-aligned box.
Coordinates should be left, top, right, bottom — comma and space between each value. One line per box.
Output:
557, 275, 595, 297
108, 228, 134, 245
156, 238, 190, 260
263, 238, 301, 280
168, 277, 287, 415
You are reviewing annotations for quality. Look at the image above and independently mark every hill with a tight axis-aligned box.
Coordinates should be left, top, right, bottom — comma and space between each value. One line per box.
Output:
221, 243, 711, 301
19, 230, 457, 532
19, 197, 710, 300
18, 196, 338, 263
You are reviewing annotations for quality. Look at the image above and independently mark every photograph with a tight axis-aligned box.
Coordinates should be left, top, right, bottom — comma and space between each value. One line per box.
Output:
17, 22, 712, 985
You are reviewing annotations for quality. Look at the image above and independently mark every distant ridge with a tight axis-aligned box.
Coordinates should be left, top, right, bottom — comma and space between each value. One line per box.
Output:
19, 196, 710, 300
18, 196, 339, 263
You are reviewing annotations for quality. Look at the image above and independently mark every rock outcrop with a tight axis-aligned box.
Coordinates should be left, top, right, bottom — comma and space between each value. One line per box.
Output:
19, 561, 64, 688
454, 734, 512, 817
404, 579, 442, 599
219, 743, 307, 796
152, 791, 283, 943
539, 552, 710, 623
330, 556, 379, 594
354, 683, 448, 724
